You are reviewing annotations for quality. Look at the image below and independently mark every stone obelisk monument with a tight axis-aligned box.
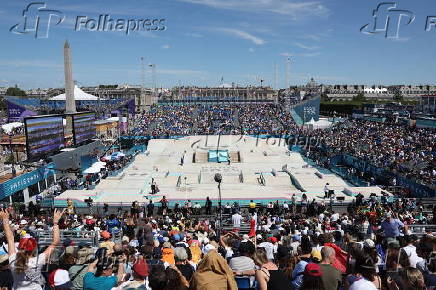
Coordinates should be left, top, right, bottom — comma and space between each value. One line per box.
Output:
64, 40, 76, 113
64, 40, 76, 136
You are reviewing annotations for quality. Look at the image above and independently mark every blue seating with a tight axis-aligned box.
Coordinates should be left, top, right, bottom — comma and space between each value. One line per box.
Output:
235, 277, 251, 289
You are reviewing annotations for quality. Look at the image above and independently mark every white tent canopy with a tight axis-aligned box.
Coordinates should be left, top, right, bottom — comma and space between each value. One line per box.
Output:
2, 122, 23, 134
50, 85, 102, 101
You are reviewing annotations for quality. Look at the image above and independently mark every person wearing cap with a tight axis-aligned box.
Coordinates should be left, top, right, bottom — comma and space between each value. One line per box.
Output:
319, 247, 341, 290
0, 208, 64, 290
301, 263, 325, 290
48, 269, 73, 289
114, 257, 148, 290
68, 245, 94, 290
161, 241, 175, 265
291, 236, 313, 290
381, 212, 407, 239
99, 230, 115, 255
83, 254, 125, 290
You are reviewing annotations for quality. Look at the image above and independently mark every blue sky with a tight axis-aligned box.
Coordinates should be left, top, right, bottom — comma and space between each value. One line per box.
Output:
0, 0, 435, 89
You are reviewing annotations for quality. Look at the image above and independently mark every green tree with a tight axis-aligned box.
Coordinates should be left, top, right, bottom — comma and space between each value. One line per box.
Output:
392, 87, 403, 102
6, 85, 26, 96
352, 92, 366, 102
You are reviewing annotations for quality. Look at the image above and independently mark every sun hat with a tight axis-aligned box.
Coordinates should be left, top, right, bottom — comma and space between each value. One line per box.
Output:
76, 247, 94, 264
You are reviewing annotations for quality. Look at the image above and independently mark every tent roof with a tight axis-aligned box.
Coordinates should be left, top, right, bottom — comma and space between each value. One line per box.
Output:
50, 85, 101, 101
1, 122, 23, 133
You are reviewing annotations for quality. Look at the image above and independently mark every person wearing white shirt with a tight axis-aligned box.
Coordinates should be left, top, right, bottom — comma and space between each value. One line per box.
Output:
402, 235, 424, 268
232, 212, 242, 229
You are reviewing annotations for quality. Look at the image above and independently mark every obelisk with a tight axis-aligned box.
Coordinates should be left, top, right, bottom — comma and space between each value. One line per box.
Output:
64, 40, 76, 113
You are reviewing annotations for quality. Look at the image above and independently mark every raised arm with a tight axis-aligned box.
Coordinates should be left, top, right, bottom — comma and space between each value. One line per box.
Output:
0, 209, 15, 255
43, 209, 65, 258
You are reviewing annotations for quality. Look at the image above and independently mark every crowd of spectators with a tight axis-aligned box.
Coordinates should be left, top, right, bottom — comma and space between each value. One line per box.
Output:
0, 195, 435, 290
128, 104, 434, 188
129, 104, 295, 136
311, 119, 435, 187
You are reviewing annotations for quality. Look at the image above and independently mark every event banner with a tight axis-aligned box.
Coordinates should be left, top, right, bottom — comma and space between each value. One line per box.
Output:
0, 163, 55, 199
24, 115, 65, 160
72, 112, 96, 145
7, 100, 37, 122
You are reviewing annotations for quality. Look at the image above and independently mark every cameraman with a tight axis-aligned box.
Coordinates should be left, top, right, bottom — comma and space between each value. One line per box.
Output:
83, 250, 126, 290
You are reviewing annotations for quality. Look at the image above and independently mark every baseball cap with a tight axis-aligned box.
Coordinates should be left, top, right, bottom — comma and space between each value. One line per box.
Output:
311, 249, 322, 262
101, 231, 111, 239
364, 239, 375, 248
132, 258, 149, 278
269, 237, 278, 243
304, 263, 322, 277
20, 220, 27, 225
76, 247, 94, 264
18, 237, 37, 252
163, 241, 172, 248
48, 269, 73, 288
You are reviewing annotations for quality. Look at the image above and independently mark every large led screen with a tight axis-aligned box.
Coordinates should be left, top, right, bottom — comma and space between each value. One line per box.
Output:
72, 112, 96, 145
25, 115, 65, 160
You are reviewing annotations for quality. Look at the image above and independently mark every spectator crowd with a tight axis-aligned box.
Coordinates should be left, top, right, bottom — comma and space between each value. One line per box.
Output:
0, 194, 435, 290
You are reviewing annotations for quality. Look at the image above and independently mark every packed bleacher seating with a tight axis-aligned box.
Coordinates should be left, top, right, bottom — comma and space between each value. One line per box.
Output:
0, 195, 435, 290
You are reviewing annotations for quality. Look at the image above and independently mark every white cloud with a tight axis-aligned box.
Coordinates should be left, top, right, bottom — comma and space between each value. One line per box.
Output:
157, 69, 204, 75
0, 60, 62, 68
300, 52, 321, 57
162, 44, 171, 49
185, 32, 204, 38
303, 34, 321, 41
294, 42, 320, 50
178, 0, 329, 19
215, 28, 265, 45
280, 52, 293, 57
248, 48, 255, 52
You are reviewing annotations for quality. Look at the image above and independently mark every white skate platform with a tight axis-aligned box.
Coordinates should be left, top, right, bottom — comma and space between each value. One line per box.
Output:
56, 135, 389, 206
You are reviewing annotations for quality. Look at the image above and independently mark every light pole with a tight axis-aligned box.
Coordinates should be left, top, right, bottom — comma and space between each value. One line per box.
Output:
214, 173, 222, 237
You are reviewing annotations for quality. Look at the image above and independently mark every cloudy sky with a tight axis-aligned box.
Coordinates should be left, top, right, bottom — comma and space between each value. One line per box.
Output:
0, 0, 435, 89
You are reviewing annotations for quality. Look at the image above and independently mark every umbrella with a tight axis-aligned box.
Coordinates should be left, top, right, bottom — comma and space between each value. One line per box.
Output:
83, 166, 101, 174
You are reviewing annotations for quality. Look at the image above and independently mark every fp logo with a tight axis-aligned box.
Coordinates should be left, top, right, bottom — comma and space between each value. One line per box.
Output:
10, 2, 65, 39
360, 2, 415, 39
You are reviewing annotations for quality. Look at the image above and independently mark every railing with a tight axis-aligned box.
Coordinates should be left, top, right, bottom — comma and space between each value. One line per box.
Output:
408, 224, 436, 236
33, 230, 99, 247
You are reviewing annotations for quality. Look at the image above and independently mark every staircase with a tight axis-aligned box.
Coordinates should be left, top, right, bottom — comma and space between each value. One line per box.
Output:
229, 151, 240, 163
290, 108, 304, 126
